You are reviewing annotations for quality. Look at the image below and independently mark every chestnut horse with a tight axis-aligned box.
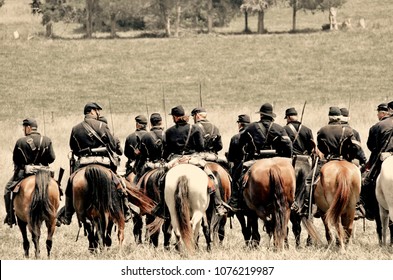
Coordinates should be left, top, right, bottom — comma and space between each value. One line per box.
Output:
13, 170, 60, 258
314, 160, 361, 250
242, 157, 295, 250
205, 161, 231, 245
71, 164, 155, 252
164, 163, 211, 253
376, 155, 393, 246
127, 168, 172, 248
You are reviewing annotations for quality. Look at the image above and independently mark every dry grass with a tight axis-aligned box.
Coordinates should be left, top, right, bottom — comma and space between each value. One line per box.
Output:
0, 0, 393, 260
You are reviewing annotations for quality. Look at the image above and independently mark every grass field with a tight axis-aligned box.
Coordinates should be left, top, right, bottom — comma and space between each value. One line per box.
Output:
0, 0, 393, 260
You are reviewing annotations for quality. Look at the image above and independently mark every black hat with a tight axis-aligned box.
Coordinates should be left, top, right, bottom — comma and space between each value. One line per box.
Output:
150, 113, 162, 123
191, 107, 206, 116
284, 107, 298, 119
169, 105, 185, 117
256, 103, 276, 118
388, 101, 393, 110
135, 115, 148, 125
377, 103, 388, 112
84, 102, 102, 114
22, 118, 37, 128
328, 106, 341, 116
340, 107, 349, 117
237, 114, 250, 124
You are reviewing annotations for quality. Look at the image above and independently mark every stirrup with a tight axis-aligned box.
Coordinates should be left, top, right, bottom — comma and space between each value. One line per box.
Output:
215, 205, 227, 216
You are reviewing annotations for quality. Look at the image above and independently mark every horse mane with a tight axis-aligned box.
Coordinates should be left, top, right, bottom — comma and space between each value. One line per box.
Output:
30, 170, 53, 235
174, 175, 194, 253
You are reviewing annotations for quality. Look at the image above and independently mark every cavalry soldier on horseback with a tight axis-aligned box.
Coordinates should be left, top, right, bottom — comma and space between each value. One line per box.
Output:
283, 107, 315, 214
361, 102, 393, 220
134, 113, 165, 182
191, 107, 223, 154
4, 118, 56, 226
124, 115, 148, 177
57, 102, 131, 226
229, 103, 293, 214
152, 105, 229, 218
299, 106, 367, 218
226, 114, 250, 212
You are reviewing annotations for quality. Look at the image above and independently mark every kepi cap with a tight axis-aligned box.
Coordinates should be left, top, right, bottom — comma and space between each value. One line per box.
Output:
377, 103, 388, 112
22, 118, 37, 128
135, 115, 148, 125
256, 103, 276, 118
84, 102, 102, 114
328, 106, 341, 116
340, 108, 349, 117
150, 113, 162, 123
191, 107, 206, 116
237, 114, 250, 124
169, 105, 185, 117
284, 107, 298, 119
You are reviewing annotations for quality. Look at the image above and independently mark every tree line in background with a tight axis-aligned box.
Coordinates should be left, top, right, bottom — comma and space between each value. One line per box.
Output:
29, 0, 346, 37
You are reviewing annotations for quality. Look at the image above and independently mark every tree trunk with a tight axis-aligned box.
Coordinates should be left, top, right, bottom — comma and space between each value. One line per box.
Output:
292, 0, 297, 32
45, 21, 53, 37
207, 0, 213, 33
174, 3, 181, 37
257, 10, 265, 34
165, 14, 171, 37
110, 13, 116, 38
86, 0, 94, 38
244, 11, 250, 33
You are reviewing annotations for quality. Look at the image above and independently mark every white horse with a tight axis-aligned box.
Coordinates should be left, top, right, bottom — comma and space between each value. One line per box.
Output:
165, 163, 211, 253
376, 155, 393, 246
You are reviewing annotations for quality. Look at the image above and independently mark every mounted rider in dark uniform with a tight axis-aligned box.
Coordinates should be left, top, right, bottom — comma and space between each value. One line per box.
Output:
4, 118, 56, 226
361, 102, 393, 220
231, 103, 293, 213
283, 107, 315, 214
124, 115, 148, 178
57, 102, 130, 226
134, 113, 165, 182
226, 114, 250, 212
298, 106, 367, 218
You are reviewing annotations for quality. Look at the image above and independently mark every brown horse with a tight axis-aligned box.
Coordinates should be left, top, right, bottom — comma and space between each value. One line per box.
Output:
204, 161, 231, 245
13, 170, 60, 258
126, 168, 172, 249
71, 164, 155, 252
314, 160, 361, 250
242, 157, 295, 250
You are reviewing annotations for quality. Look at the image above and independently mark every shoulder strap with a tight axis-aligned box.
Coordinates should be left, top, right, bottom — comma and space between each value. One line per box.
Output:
288, 123, 302, 144
257, 122, 273, 148
182, 125, 193, 156
82, 121, 106, 146
33, 136, 44, 164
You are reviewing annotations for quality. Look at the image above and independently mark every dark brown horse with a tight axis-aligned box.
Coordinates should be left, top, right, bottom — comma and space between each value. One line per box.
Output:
13, 170, 60, 258
314, 160, 361, 251
126, 168, 172, 249
241, 157, 295, 250
72, 164, 155, 252
205, 161, 231, 245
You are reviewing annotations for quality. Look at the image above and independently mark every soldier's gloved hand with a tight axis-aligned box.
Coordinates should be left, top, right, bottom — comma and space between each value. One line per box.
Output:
360, 164, 367, 173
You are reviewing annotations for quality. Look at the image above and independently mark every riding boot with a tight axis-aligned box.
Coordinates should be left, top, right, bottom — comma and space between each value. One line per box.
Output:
118, 189, 132, 222
57, 194, 74, 226
4, 192, 16, 227
151, 175, 168, 219
227, 180, 240, 217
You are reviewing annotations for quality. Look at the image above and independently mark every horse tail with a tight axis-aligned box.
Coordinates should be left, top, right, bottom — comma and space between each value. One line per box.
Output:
325, 167, 351, 229
269, 165, 286, 248
30, 170, 53, 235
84, 165, 114, 222
174, 175, 193, 252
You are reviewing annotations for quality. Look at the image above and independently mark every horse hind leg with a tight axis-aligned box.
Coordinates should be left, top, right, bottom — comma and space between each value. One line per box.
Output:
18, 220, 30, 258
201, 215, 211, 252
31, 224, 41, 259
45, 219, 56, 258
